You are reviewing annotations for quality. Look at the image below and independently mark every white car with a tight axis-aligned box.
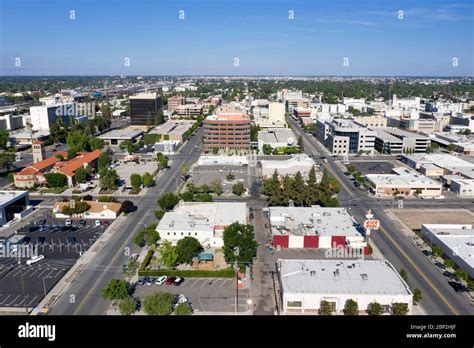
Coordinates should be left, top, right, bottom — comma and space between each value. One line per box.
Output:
94, 220, 101, 227
65, 219, 72, 226
26, 255, 45, 266
155, 275, 167, 285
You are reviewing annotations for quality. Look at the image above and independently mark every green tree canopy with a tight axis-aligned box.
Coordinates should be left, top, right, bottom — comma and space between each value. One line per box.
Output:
223, 222, 257, 264
101, 279, 130, 301
143, 292, 174, 315
175, 237, 202, 265
44, 173, 68, 187
158, 192, 180, 211
158, 240, 179, 268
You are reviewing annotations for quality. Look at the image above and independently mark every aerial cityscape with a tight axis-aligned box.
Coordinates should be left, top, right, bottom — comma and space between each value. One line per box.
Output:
0, 0, 473, 346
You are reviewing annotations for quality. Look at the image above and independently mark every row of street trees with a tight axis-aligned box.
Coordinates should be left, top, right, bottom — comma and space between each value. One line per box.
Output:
261, 167, 340, 207
318, 299, 410, 315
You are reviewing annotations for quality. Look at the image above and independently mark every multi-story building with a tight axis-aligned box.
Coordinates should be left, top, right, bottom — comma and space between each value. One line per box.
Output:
149, 120, 194, 142
129, 93, 162, 126
0, 191, 30, 227
255, 102, 286, 128
450, 112, 474, 132
167, 95, 185, 112
373, 127, 431, 154
278, 259, 413, 315
316, 119, 376, 155
365, 167, 443, 197
0, 114, 24, 131
203, 112, 251, 152
174, 104, 203, 118
30, 104, 73, 130
353, 116, 387, 128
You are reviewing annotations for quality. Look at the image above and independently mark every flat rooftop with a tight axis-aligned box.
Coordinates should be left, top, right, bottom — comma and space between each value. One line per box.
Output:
258, 128, 296, 144
379, 127, 429, 139
269, 206, 361, 237
129, 93, 159, 99
366, 167, 441, 187
422, 224, 474, 273
278, 259, 412, 296
0, 191, 28, 206
157, 202, 246, 233
98, 128, 143, 139
150, 121, 194, 135
373, 129, 403, 143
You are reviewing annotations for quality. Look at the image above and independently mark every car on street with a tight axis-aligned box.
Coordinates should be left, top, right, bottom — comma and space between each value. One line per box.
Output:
165, 276, 177, 285
448, 281, 465, 293
173, 277, 184, 286
155, 275, 167, 285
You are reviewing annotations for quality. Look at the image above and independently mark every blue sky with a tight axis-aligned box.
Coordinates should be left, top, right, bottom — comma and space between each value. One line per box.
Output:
0, 0, 473, 76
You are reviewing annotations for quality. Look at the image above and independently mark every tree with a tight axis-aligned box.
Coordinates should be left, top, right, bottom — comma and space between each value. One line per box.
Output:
133, 223, 159, 247
101, 279, 130, 301
232, 182, 245, 196
118, 297, 137, 316
343, 299, 359, 315
399, 268, 408, 282
414, 188, 422, 196
143, 292, 174, 315
431, 246, 443, 257
89, 137, 105, 150
159, 240, 179, 268
413, 288, 423, 303
367, 301, 384, 315
121, 200, 136, 213
454, 268, 468, 282
262, 144, 273, 155
156, 152, 169, 169
158, 192, 180, 211
319, 300, 333, 315
67, 147, 77, 160
0, 152, 15, 172
347, 165, 356, 174
67, 130, 90, 152
175, 237, 202, 265
180, 164, 189, 178
447, 143, 457, 153
44, 173, 67, 187
155, 210, 165, 220
226, 173, 235, 181
0, 129, 9, 149
142, 172, 153, 187
223, 222, 257, 263
210, 179, 223, 196
75, 167, 87, 184
98, 152, 111, 172
175, 302, 193, 315
99, 169, 119, 191
391, 303, 409, 315
130, 173, 143, 190
444, 259, 454, 269
61, 201, 90, 216
297, 136, 304, 152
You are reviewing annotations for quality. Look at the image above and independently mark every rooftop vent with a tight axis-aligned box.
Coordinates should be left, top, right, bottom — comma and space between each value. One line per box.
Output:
310, 270, 316, 276
361, 273, 368, 281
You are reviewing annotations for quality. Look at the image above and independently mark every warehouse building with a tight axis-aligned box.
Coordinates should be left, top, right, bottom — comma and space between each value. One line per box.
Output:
98, 128, 143, 146
260, 154, 319, 179
269, 206, 367, 253
278, 259, 413, 315
421, 224, 474, 278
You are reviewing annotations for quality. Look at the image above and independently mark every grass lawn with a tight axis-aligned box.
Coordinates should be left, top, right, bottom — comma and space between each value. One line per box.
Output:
40, 186, 67, 194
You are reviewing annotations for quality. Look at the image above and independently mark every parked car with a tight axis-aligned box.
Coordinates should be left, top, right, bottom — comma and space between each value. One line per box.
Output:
29, 226, 40, 232
26, 255, 45, 266
65, 219, 72, 226
137, 277, 146, 285
94, 220, 101, 227
448, 281, 465, 293
67, 236, 76, 245
165, 276, 177, 285
104, 220, 110, 227
79, 219, 86, 226
173, 277, 184, 286
155, 276, 167, 286
145, 278, 154, 286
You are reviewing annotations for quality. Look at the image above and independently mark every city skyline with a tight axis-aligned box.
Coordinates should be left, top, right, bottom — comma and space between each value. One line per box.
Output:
1, 0, 473, 76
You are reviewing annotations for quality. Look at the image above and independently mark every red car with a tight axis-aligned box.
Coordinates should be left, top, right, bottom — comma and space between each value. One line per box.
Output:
165, 276, 176, 285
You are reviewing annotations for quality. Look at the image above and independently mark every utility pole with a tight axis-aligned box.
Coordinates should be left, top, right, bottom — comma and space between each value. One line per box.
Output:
234, 247, 240, 315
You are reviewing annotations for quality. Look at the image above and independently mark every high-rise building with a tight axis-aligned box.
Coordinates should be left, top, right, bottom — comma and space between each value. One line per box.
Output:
203, 112, 251, 152
129, 93, 162, 126
167, 95, 185, 112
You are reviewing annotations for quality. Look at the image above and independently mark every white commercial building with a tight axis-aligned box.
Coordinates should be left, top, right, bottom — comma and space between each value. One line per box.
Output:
450, 178, 474, 197
278, 259, 413, 315
401, 153, 474, 180
270, 206, 366, 252
421, 224, 474, 278
257, 128, 296, 154
156, 202, 247, 248
260, 154, 319, 179
366, 167, 443, 197
198, 155, 248, 166
98, 128, 143, 146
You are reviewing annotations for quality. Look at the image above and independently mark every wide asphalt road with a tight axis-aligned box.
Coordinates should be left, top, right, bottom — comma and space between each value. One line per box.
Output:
288, 117, 474, 315
49, 127, 204, 315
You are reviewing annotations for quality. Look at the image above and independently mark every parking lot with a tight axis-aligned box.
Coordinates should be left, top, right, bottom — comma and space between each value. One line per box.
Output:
349, 161, 396, 175
190, 165, 248, 195
134, 277, 250, 313
0, 212, 108, 308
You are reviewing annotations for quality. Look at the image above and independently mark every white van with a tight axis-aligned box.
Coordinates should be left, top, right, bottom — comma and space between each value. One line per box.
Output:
26, 255, 45, 266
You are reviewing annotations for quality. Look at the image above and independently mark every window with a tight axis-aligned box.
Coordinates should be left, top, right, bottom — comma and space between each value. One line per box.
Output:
167, 232, 170, 236
195, 233, 197, 236
173, 232, 176, 236
181, 232, 183, 236
287, 301, 302, 307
